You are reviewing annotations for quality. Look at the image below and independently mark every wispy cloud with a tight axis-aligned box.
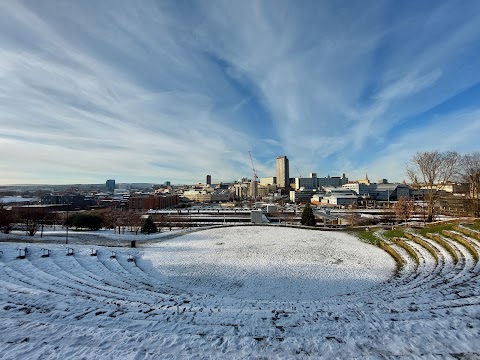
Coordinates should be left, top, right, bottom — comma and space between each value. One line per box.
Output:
0, 0, 479, 184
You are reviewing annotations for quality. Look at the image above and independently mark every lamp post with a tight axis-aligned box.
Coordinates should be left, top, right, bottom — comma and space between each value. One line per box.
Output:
26, 202, 30, 236
423, 201, 426, 227
65, 204, 70, 244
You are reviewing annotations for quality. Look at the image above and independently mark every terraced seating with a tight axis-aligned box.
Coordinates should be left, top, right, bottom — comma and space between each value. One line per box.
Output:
1, 227, 480, 358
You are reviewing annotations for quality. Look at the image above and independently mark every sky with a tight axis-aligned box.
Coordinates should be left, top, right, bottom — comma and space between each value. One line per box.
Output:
1, 0, 479, 185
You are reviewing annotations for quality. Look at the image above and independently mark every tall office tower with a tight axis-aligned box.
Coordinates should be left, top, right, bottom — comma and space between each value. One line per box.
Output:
276, 156, 290, 189
106, 179, 115, 193
250, 180, 258, 199
206, 175, 212, 186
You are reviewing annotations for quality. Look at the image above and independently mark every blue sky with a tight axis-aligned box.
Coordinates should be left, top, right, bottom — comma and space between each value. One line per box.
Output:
1, 0, 479, 185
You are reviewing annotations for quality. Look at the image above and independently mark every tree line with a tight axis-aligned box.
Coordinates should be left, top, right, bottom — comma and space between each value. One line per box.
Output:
0, 208, 172, 236
403, 150, 479, 222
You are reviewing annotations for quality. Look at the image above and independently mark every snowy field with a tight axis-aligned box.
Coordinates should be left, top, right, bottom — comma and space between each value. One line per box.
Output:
1, 225, 479, 358
141, 227, 394, 300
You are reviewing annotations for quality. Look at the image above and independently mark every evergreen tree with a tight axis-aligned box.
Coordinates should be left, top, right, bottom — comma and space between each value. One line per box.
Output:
301, 201, 316, 226
141, 216, 157, 234
65, 213, 103, 231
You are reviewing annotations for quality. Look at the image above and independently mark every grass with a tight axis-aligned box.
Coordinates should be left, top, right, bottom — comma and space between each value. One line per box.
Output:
442, 230, 479, 262
355, 230, 380, 246
351, 221, 470, 269
463, 219, 480, 231
455, 225, 480, 241
471, 221, 480, 231
426, 233, 458, 265
379, 240, 403, 269
383, 228, 407, 240
404, 233, 439, 264
417, 222, 456, 236
393, 238, 419, 266
352, 230, 402, 270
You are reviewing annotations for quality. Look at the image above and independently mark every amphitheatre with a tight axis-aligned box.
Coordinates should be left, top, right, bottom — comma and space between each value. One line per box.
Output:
1, 222, 480, 358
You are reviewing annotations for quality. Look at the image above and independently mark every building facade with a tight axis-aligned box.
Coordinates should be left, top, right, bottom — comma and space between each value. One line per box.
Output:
106, 179, 116, 193
276, 156, 290, 189
342, 182, 411, 201
129, 194, 179, 211
260, 177, 276, 186
182, 189, 231, 203
41, 194, 96, 209
318, 174, 348, 188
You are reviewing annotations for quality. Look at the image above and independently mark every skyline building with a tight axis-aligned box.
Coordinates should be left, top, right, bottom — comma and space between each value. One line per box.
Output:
105, 179, 115, 193
276, 156, 290, 189
206, 174, 212, 186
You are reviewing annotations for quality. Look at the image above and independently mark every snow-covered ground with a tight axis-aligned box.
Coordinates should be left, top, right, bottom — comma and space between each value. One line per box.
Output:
141, 227, 394, 300
0, 226, 479, 358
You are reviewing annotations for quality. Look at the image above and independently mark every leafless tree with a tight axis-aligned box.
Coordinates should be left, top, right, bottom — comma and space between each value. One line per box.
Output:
21, 207, 48, 236
458, 152, 480, 217
394, 197, 415, 226
125, 211, 143, 233
0, 209, 16, 234
100, 209, 118, 230
406, 151, 459, 222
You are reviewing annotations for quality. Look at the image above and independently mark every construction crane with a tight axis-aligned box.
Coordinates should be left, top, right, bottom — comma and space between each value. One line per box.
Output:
248, 151, 259, 201
248, 151, 258, 182
294, 164, 302, 178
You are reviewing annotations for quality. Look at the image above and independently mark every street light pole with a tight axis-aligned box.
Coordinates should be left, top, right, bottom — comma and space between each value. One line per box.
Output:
66, 204, 69, 244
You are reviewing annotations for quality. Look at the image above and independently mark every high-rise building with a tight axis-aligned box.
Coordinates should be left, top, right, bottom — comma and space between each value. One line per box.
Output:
106, 179, 115, 193
206, 175, 212, 186
276, 156, 289, 189
250, 180, 258, 199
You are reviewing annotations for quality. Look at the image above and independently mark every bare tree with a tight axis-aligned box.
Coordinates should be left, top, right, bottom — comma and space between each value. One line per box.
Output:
21, 207, 48, 236
394, 197, 415, 226
406, 150, 459, 222
458, 152, 480, 217
0, 209, 16, 234
100, 209, 118, 230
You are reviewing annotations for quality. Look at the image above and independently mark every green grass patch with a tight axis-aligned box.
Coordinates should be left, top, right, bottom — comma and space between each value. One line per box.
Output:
464, 220, 480, 232
442, 230, 479, 262
355, 230, 380, 246
383, 228, 406, 240
417, 222, 456, 236
455, 225, 480, 241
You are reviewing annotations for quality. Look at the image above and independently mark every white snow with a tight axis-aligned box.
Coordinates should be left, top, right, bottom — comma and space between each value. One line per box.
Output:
141, 227, 394, 300
0, 225, 479, 359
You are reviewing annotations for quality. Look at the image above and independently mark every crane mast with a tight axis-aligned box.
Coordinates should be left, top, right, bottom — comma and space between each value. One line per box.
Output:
248, 151, 258, 181
248, 151, 258, 201
294, 164, 302, 178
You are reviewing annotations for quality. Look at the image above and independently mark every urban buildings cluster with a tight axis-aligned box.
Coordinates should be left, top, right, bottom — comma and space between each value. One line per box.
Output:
0, 155, 472, 219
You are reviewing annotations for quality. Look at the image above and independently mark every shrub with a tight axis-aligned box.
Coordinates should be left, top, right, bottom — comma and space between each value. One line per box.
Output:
141, 217, 157, 234
65, 213, 103, 231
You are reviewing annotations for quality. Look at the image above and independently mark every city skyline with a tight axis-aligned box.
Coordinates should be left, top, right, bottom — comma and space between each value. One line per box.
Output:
1, 1, 479, 185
